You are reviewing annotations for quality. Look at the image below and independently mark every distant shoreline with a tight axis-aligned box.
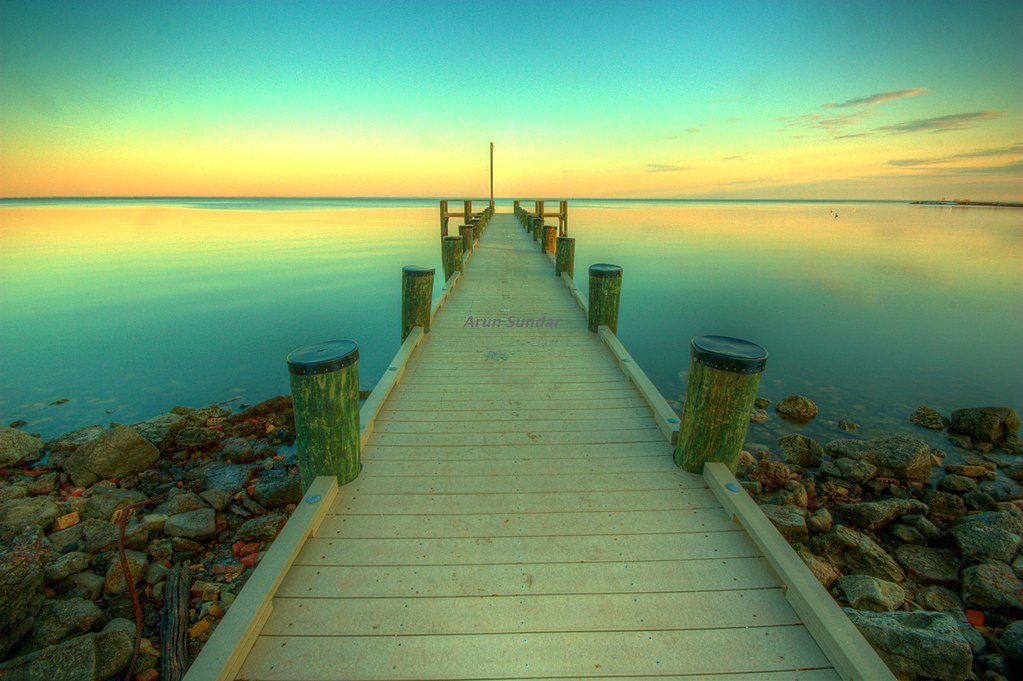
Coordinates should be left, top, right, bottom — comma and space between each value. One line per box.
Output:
910, 200, 1023, 208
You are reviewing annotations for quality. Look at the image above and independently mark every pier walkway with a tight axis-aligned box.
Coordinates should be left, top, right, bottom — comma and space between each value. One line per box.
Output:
189, 212, 892, 680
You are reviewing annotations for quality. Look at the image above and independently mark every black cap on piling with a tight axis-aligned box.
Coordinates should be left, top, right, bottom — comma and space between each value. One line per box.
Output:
443, 235, 462, 242
287, 340, 359, 376
690, 335, 767, 374
589, 263, 623, 278
402, 265, 435, 277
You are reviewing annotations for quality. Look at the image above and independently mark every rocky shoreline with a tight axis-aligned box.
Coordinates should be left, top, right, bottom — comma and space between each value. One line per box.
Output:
1, 395, 1021, 680
739, 398, 1022, 680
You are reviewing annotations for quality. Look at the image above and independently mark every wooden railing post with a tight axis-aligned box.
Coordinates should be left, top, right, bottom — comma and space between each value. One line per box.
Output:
588, 264, 622, 333
471, 215, 482, 241
544, 225, 557, 254
530, 216, 541, 241
439, 200, 448, 237
441, 235, 464, 280
560, 200, 568, 236
556, 236, 575, 278
401, 266, 435, 342
459, 224, 474, 254
287, 340, 361, 490
675, 336, 768, 474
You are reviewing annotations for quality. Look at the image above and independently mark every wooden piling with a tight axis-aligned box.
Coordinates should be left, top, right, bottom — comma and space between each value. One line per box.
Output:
588, 264, 622, 334
459, 224, 474, 254
556, 236, 575, 278
287, 340, 361, 490
401, 266, 435, 342
441, 235, 464, 281
544, 225, 557, 254
675, 335, 768, 474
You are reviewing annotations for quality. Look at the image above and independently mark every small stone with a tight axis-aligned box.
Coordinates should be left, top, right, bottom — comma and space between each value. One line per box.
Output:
910, 405, 950, 430
163, 508, 217, 539
819, 456, 876, 484
940, 474, 978, 493
103, 550, 149, 595
776, 394, 818, 422
50, 512, 81, 532
945, 464, 992, 479
793, 543, 840, 589
978, 477, 1023, 502
1000, 620, 1023, 667
144, 562, 169, 586
837, 420, 859, 432
806, 507, 833, 534
951, 407, 1020, 444
917, 489, 968, 519
748, 459, 790, 490
778, 434, 826, 468
837, 574, 905, 612
216, 437, 257, 463
739, 480, 762, 496
83, 488, 148, 521
892, 544, 961, 587
171, 537, 204, 552
235, 513, 287, 541
0, 426, 43, 467
166, 491, 208, 515
914, 585, 963, 612
961, 561, 1023, 611
836, 497, 929, 531
0, 628, 132, 681
199, 489, 235, 512
951, 522, 1020, 565
902, 514, 943, 542
825, 435, 937, 483
754, 397, 771, 409
748, 408, 769, 424
777, 480, 808, 508
44, 551, 92, 584
810, 525, 905, 582
888, 523, 928, 546
758, 504, 809, 542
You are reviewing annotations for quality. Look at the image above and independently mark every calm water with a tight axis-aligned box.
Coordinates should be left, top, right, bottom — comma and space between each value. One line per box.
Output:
1, 198, 1021, 452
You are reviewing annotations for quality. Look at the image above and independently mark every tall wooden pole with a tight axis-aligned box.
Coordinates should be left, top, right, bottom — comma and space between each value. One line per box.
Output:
489, 142, 494, 210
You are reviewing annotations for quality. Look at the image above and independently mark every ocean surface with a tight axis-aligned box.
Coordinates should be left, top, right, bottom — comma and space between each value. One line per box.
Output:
1, 198, 1021, 456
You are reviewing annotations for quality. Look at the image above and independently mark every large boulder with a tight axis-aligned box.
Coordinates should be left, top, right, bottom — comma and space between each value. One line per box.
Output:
835, 497, 928, 531
950, 521, 1020, 565
163, 508, 217, 540
961, 561, 1023, 611
0, 628, 132, 681
253, 470, 303, 508
809, 525, 905, 582
892, 544, 961, 587
778, 434, 826, 468
950, 407, 1020, 443
825, 435, 935, 482
844, 609, 972, 680
0, 427, 42, 468
10, 597, 105, 655
759, 505, 809, 542
130, 412, 185, 450
0, 530, 49, 658
837, 574, 905, 612
63, 426, 159, 487
0, 497, 60, 541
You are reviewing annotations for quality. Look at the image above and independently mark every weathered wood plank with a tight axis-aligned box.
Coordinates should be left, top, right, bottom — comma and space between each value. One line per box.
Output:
365, 428, 664, 447
362, 441, 677, 461
343, 471, 705, 495
376, 405, 655, 421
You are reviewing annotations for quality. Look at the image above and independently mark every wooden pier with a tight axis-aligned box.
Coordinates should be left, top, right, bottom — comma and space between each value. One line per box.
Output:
186, 209, 893, 680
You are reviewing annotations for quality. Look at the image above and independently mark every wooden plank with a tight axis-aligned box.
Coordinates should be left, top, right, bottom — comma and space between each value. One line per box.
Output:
378, 396, 651, 411
295, 530, 759, 566
343, 471, 705, 495
238, 627, 833, 680
359, 455, 676, 478
277, 555, 782, 598
316, 507, 738, 539
182, 476, 338, 681
704, 462, 895, 681
358, 326, 423, 448
361, 441, 677, 461
329, 488, 722, 516
364, 428, 664, 447
377, 405, 655, 422
262, 589, 802, 636
370, 415, 657, 433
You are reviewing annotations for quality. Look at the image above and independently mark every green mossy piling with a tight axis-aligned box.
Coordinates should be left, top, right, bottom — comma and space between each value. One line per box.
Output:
442, 235, 464, 281
401, 266, 435, 342
587, 264, 622, 334
556, 237, 575, 278
544, 225, 557, 254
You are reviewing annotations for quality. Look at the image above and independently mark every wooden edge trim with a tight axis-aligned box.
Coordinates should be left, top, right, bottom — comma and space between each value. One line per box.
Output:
183, 476, 339, 681
559, 271, 589, 317
702, 462, 896, 681
359, 326, 424, 448
597, 326, 680, 445
432, 271, 462, 320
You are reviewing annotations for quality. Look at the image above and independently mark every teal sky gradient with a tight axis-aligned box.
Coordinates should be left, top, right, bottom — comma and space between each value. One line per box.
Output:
2, 0, 1021, 199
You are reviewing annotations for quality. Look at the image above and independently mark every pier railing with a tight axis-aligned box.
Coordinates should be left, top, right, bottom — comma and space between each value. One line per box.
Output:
439, 199, 494, 237
514, 199, 568, 236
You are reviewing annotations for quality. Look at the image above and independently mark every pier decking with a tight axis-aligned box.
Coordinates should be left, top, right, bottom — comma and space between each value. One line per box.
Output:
188, 211, 892, 680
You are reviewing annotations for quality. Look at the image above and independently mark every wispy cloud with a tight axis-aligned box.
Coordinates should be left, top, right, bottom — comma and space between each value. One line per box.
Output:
888, 143, 1023, 166
823, 88, 927, 108
876, 111, 1000, 134
646, 163, 693, 173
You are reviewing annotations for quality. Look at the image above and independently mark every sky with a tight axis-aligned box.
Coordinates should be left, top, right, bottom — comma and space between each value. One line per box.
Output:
1, 0, 1021, 200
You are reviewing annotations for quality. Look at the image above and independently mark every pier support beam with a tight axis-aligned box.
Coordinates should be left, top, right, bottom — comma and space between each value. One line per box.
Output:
556, 237, 575, 278
288, 340, 361, 490
459, 224, 474, 254
588, 264, 622, 334
441, 235, 464, 281
675, 335, 768, 474
401, 266, 435, 342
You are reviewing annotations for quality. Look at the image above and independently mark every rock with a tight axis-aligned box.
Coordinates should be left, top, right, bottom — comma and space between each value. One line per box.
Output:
748, 408, 769, 424
978, 477, 1023, 502
63, 426, 159, 487
951, 407, 1020, 444
777, 480, 808, 507
82, 488, 147, 521
0, 485, 27, 502
793, 542, 840, 589
909, 405, 950, 430
0, 496, 60, 540
47, 524, 85, 555
902, 514, 942, 543
1001, 620, 1023, 667
0, 530, 49, 658
917, 489, 968, 519
825, 435, 936, 483
1006, 465, 1023, 483
201, 462, 259, 492
236, 513, 287, 541
43, 551, 92, 584
819, 456, 877, 484
888, 523, 928, 546
163, 508, 217, 539
103, 549, 148, 596
940, 474, 978, 493
964, 491, 1000, 512
44, 426, 107, 455
961, 561, 1023, 611
810, 525, 905, 582
892, 544, 961, 587
946, 464, 994, 479
836, 497, 929, 531
165, 491, 209, 515
844, 609, 972, 680
130, 412, 185, 450
778, 434, 825, 468
837, 574, 905, 611
199, 488, 234, 512
775, 394, 818, 422
60, 572, 105, 602
952, 508, 1023, 536
747, 458, 789, 490
914, 585, 963, 612
14, 597, 105, 653
950, 521, 1020, 565
758, 504, 809, 542
174, 425, 225, 450
253, 470, 303, 508
806, 507, 833, 534
0, 426, 43, 467
80, 518, 148, 554
0, 628, 132, 681
216, 437, 257, 463
837, 420, 859, 432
